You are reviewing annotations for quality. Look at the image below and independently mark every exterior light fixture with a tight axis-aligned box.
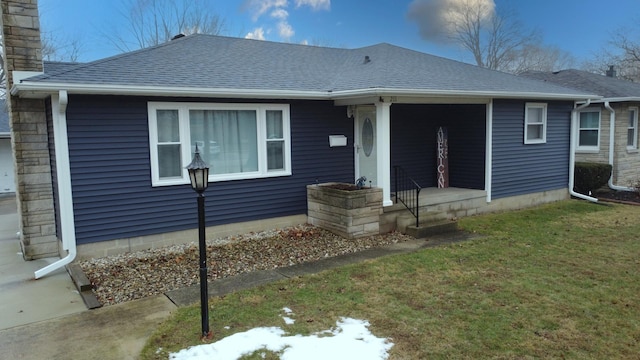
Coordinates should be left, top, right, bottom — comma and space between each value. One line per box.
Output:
186, 145, 212, 339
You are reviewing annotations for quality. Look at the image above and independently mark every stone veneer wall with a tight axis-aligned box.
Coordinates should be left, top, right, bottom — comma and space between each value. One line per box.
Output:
307, 183, 383, 239
1, 0, 57, 259
611, 103, 640, 187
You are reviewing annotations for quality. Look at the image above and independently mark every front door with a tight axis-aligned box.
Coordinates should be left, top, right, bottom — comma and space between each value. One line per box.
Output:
355, 106, 377, 186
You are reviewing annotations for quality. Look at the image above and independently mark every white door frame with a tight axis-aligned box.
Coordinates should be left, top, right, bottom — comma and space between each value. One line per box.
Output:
353, 102, 392, 207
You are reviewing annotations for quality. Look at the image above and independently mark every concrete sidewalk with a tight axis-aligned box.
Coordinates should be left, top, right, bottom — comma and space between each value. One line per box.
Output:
0, 196, 86, 331
0, 194, 474, 359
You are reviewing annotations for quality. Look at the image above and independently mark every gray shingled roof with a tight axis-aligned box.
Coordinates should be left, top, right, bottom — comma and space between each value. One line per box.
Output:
43, 61, 83, 75
521, 69, 640, 99
20, 34, 594, 99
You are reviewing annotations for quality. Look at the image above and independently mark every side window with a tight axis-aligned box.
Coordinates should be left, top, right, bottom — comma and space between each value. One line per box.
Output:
156, 109, 182, 179
524, 103, 547, 144
628, 107, 638, 150
577, 110, 600, 151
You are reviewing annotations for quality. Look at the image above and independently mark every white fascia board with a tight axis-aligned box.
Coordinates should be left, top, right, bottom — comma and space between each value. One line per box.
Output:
13, 70, 44, 83
588, 97, 640, 103
11, 81, 330, 99
12, 81, 602, 102
330, 88, 601, 101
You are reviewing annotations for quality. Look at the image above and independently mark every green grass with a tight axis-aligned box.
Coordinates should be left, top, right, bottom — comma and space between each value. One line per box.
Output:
141, 200, 640, 359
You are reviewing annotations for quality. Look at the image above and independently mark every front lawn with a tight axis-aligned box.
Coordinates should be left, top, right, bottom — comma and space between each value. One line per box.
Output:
141, 200, 640, 359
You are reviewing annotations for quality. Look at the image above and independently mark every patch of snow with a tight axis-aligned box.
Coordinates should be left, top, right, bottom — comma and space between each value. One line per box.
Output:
170, 317, 393, 360
282, 316, 295, 325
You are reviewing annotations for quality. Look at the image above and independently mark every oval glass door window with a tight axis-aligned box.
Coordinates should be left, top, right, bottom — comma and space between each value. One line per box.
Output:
362, 117, 374, 157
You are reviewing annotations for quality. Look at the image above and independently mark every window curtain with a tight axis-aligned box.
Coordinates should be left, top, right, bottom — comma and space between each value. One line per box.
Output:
190, 110, 258, 175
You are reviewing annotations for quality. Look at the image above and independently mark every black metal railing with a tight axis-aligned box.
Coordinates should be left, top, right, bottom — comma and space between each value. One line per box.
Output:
394, 165, 422, 227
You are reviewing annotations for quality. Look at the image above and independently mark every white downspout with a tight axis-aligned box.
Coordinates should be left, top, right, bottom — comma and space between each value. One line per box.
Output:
604, 101, 635, 191
570, 100, 599, 202
35, 90, 77, 279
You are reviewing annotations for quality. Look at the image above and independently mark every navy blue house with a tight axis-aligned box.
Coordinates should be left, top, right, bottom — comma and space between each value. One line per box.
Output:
9, 35, 598, 270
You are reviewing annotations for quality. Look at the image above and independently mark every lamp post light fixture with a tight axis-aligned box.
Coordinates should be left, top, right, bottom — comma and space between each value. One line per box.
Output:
186, 145, 212, 339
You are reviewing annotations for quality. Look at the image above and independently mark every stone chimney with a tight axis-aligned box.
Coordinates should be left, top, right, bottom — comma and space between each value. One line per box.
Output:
606, 65, 617, 78
1, 0, 58, 259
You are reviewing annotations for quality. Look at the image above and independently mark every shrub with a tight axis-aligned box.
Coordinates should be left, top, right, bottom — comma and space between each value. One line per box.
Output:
574, 162, 612, 194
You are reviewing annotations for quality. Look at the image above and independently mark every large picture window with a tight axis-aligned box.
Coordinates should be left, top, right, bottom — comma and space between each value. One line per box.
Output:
578, 110, 600, 151
524, 103, 547, 144
148, 102, 291, 186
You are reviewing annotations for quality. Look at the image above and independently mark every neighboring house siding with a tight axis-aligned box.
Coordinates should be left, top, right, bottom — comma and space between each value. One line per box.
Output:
574, 102, 640, 187
66, 95, 353, 244
391, 104, 485, 190
575, 104, 609, 164
613, 103, 640, 186
492, 100, 572, 199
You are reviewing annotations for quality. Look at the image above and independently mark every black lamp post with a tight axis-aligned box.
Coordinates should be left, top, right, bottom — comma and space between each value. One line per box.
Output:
186, 145, 211, 339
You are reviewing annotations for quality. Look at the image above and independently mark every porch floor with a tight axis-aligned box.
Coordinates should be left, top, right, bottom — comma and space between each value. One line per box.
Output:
383, 187, 488, 234
392, 187, 487, 208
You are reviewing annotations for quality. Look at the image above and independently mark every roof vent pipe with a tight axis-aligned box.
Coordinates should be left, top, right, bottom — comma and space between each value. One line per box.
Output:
363, 55, 371, 64
606, 65, 616, 78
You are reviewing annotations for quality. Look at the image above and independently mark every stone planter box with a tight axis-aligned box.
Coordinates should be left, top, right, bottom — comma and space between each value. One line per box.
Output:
307, 182, 383, 239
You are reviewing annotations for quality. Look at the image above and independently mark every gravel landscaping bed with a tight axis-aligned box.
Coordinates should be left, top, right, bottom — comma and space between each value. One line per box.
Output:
79, 224, 412, 306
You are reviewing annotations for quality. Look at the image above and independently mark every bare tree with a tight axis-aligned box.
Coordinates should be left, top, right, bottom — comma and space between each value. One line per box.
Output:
584, 26, 640, 82
41, 31, 83, 62
105, 0, 225, 52
507, 42, 576, 74
447, 1, 537, 71
408, 0, 571, 74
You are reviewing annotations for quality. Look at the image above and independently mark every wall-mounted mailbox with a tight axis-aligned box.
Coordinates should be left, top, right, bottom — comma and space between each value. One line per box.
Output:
329, 135, 347, 147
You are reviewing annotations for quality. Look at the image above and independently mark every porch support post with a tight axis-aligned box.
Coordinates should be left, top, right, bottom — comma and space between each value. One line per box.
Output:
375, 101, 393, 207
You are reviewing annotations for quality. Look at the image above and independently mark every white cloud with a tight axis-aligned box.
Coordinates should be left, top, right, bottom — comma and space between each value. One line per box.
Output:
245, 27, 266, 40
244, 0, 289, 21
407, 0, 495, 42
294, 0, 331, 11
278, 21, 295, 40
243, 0, 331, 42
271, 8, 289, 19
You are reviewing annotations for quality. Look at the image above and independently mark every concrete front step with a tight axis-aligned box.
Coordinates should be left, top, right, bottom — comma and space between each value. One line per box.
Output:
405, 220, 458, 239
396, 210, 448, 233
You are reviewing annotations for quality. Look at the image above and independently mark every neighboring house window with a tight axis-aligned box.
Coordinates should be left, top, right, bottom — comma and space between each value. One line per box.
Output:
524, 103, 547, 144
628, 107, 638, 150
577, 110, 600, 151
148, 102, 291, 186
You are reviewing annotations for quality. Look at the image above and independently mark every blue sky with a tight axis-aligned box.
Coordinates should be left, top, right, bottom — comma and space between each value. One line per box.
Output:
38, 0, 640, 65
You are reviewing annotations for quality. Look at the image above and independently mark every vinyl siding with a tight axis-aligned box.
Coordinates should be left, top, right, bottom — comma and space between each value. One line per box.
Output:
391, 104, 485, 190
491, 100, 572, 199
66, 95, 353, 244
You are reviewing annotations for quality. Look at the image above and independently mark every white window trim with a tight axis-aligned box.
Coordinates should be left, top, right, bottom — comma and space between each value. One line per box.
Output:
627, 107, 638, 151
148, 102, 292, 187
524, 102, 547, 144
577, 109, 601, 152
